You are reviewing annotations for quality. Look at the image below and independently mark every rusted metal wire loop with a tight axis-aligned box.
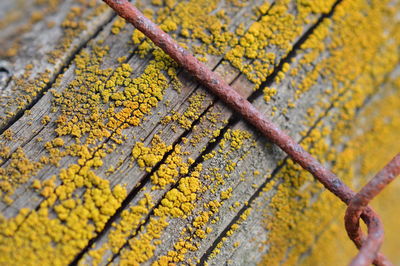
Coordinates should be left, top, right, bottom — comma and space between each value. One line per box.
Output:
102, 0, 397, 265
345, 154, 400, 266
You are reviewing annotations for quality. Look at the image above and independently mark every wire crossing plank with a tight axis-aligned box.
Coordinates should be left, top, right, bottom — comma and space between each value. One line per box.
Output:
0, 0, 399, 265
102, 1, 400, 265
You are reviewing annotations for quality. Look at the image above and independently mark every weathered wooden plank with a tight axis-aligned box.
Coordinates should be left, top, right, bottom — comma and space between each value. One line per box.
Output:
81, 26, 326, 266
0, 0, 290, 264
203, 71, 400, 266
0, 0, 114, 131
0, 0, 332, 262
196, 2, 400, 264
0, 0, 270, 216
87, 0, 400, 265
0, 0, 194, 212
0, 0, 399, 265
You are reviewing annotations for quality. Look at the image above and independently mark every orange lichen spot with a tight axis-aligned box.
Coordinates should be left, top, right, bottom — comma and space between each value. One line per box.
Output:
219, 129, 251, 151
161, 92, 207, 130
155, 165, 202, 218
0, 147, 43, 203
41, 115, 51, 125
2, 129, 13, 141
111, 17, 126, 35
132, 135, 172, 170
263, 87, 277, 103
220, 188, 233, 200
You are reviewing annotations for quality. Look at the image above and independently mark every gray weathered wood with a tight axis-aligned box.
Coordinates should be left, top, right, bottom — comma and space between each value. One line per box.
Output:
1, 0, 399, 265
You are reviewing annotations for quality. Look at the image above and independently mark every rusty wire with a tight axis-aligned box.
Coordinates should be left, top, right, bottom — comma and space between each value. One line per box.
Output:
345, 154, 400, 266
102, 0, 399, 265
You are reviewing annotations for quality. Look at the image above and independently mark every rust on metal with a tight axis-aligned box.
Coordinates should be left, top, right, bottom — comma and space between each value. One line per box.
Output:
345, 154, 400, 266
102, 0, 398, 265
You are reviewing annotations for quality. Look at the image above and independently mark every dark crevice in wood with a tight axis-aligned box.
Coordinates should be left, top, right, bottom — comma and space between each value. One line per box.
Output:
254, 2, 276, 23
0, 12, 118, 134
198, 160, 285, 265
70, 101, 217, 266
104, 102, 229, 265
247, 0, 342, 103
0, 65, 12, 91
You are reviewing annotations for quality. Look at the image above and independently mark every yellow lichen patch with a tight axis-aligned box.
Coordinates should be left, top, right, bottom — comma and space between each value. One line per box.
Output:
208, 208, 251, 260
0, 0, 253, 240
258, 0, 400, 264
263, 87, 277, 103
0, 148, 42, 204
2, 130, 13, 141
0, 0, 109, 126
1, 0, 399, 265
288, 1, 397, 108
117, 164, 203, 265
40, 115, 50, 125
149, 144, 191, 189
225, 0, 336, 89
155, 171, 202, 218
220, 187, 233, 200
52, 44, 177, 146
118, 216, 169, 265
0, 163, 128, 265
0, 17, 180, 262
219, 129, 252, 152
132, 135, 172, 171
132, 0, 254, 58
176, 92, 206, 128
150, 128, 255, 264
111, 16, 126, 35
82, 108, 231, 262
89, 193, 153, 257
162, 92, 207, 130
88, 119, 254, 265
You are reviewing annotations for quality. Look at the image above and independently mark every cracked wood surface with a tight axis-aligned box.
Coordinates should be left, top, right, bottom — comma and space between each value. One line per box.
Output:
0, 0, 114, 131
0, 0, 399, 265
